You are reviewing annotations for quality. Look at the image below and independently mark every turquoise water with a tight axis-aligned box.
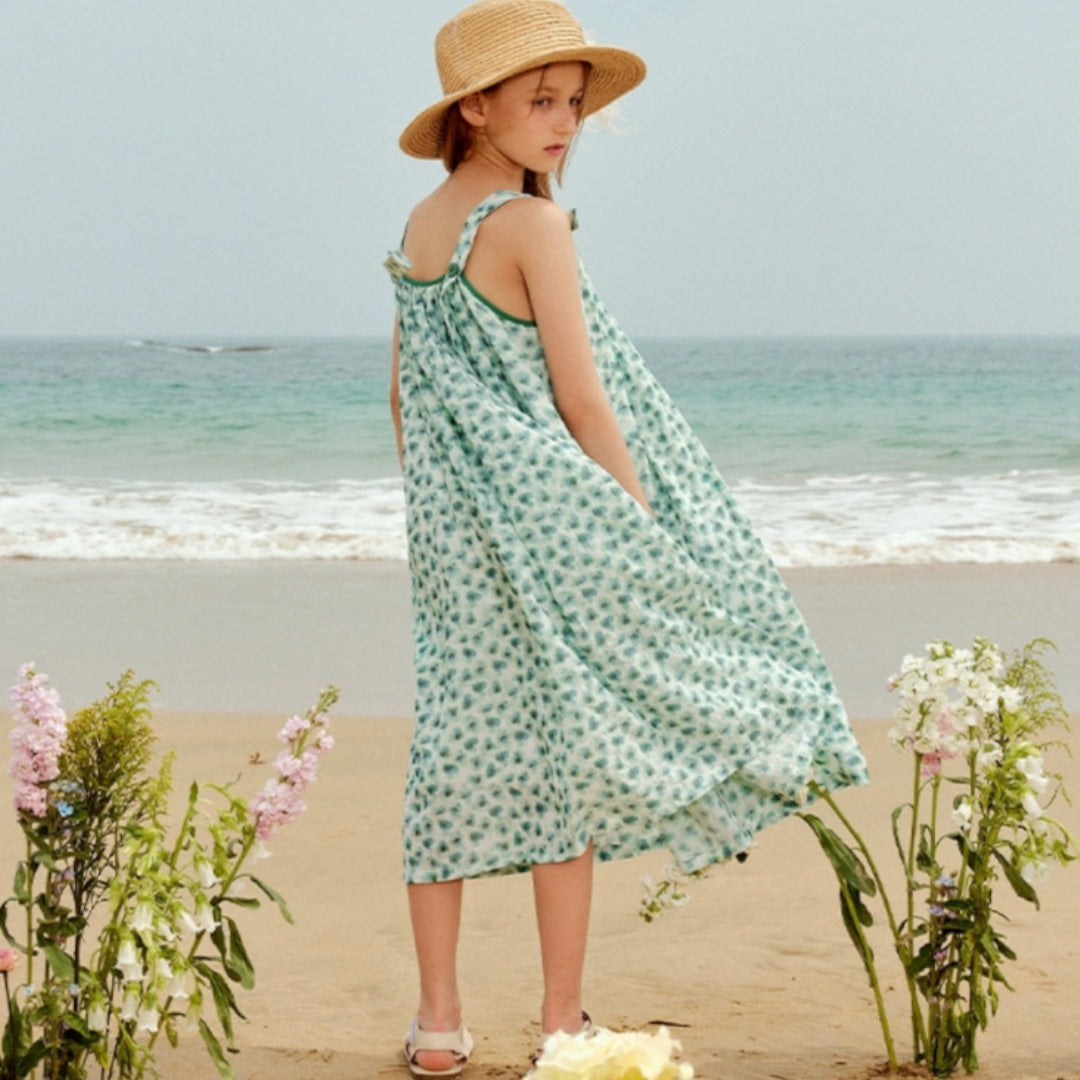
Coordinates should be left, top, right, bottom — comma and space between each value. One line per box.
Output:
2, 335, 1078, 564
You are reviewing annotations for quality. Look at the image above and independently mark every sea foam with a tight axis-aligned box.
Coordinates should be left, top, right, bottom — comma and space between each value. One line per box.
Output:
1, 471, 1076, 567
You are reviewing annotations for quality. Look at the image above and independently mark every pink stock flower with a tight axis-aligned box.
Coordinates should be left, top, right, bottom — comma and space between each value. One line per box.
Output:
9, 663, 68, 818
251, 778, 307, 841
278, 714, 310, 744
252, 708, 333, 841
0, 948, 19, 973
920, 752, 943, 779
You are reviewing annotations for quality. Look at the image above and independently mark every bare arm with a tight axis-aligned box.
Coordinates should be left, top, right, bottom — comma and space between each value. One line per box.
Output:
513, 202, 650, 513
390, 316, 404, 468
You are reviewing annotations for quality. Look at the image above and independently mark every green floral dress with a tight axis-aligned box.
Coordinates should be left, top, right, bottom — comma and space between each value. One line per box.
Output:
386, 190, 868, 885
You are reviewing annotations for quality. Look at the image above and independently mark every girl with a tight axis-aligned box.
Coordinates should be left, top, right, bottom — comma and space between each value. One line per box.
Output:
385, 2, 869, 1074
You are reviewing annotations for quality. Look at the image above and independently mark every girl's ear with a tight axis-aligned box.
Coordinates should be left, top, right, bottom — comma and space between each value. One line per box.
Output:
458, 92, 488, 130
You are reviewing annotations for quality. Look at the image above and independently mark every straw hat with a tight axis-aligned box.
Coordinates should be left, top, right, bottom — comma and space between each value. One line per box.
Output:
399, 0, 646, 159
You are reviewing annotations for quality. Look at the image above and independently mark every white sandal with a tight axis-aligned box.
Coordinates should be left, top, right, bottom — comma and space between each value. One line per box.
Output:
531, 1011, 595, 1066
404, 1017, 474, 1077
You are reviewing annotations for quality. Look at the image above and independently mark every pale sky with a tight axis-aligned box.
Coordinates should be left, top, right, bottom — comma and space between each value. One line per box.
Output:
2, 1, 1079, 339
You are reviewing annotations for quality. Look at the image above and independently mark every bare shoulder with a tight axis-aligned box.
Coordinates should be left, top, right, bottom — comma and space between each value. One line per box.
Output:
402, 187, 476, 278
403, 189, 451, 236
483, 196, 574, 246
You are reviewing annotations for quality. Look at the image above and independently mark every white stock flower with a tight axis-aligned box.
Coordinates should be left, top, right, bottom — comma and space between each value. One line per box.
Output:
1017, 755, 1050, 795
1000, 685, 1023, 713
1021, 791, 1044, 820
951, 799, 973, 832
1020, 859, 1052, 886
119, 991, 139, 1022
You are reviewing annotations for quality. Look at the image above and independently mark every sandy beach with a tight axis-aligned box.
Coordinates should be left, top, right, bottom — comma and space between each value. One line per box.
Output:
2, 561, 1078, 1079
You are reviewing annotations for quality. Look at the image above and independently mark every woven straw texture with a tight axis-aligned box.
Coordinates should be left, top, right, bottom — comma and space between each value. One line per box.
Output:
400, 0, 645, 159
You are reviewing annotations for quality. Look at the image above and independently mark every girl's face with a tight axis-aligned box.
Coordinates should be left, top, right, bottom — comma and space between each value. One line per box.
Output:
475, 61, 586, 174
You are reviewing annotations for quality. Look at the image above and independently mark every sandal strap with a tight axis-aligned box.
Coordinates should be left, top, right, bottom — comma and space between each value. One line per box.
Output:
405, 1018, 474, 1071
410, 1026, 469, 1055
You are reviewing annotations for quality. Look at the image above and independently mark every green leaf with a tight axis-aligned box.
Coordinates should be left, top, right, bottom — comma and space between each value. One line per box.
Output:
916, 823, 936, 873
250, 875, 294, 924
17, 1039, 48, 1078
42, 943, 74, 983
35, 848, 61, 873
996, 936, 1017, 962
195, 962, 247, 1042
219, 896, 260, 909
13, 862, 30, 904
992, 850, 1039, 907
209, 920, 246, 986
800, 814, 876, 896
0, 900, 25, 948
210, 920, 226, 955
838, 886, 876, 983
905, 945, 936, 978
890, 803, 910, 869
62, 1010, 93, 1040
226, 918, 255, 990
2, 996, 25, 1061
198, 1020, 236, 1080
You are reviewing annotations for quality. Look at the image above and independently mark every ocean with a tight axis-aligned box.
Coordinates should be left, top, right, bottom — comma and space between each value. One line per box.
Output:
2, 336, 1078, 567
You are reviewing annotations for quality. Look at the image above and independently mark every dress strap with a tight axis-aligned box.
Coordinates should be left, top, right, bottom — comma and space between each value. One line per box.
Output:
445, 190, 531, 278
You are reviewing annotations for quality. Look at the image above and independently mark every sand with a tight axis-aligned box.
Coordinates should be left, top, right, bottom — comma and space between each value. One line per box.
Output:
1, 561, 1078, 1078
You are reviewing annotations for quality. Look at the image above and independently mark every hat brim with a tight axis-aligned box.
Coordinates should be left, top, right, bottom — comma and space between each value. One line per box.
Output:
398, 44, 646, 160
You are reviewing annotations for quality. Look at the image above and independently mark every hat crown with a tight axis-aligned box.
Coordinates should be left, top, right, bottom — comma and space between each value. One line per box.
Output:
436, 0, 586, 96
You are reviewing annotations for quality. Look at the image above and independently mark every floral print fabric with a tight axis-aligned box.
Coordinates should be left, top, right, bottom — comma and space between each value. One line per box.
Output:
387, 191, 868, 884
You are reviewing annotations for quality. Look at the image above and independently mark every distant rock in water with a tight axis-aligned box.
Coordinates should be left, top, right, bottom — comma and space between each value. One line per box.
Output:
128, 340, 274, 354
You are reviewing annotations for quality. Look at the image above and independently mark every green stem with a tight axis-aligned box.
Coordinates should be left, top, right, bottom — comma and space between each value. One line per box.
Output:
925, 775, 942, 1055
837, 874, 898, 1071
165, 796, 199, 872
906, 755, 927, 1059
816, 784, 930, 1058
23, 836, 33, 992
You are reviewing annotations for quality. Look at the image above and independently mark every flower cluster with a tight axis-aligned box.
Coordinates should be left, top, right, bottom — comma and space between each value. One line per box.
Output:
801, 637, 1076, 1076
525, 1025, 694, 1080
251, 707, 335, 841
2, 667, 339, 1080
887, 637, 1063, 885
639, 863, 699, 923
887, 638, 1022, 776
8, 662, 68, 817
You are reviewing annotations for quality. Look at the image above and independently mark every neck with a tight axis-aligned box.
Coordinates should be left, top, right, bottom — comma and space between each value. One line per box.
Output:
458, 142, 527, 192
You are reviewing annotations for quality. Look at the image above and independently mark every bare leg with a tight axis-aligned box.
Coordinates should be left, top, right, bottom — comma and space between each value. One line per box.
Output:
531, 843, 594, 1035
408, 879, 464, 1073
